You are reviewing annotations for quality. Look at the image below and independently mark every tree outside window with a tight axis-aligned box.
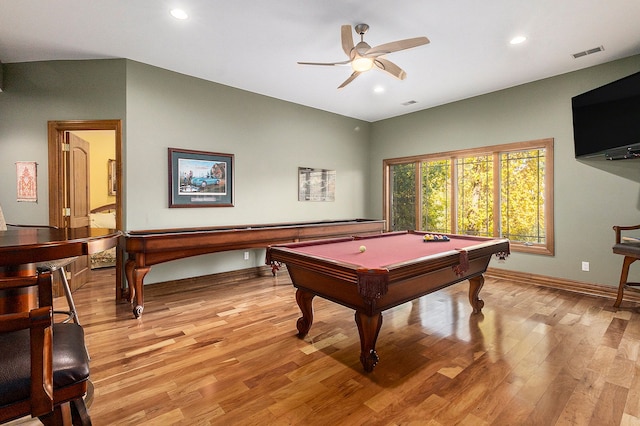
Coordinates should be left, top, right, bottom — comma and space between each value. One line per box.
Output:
389, 163, 416, 231
421, 159, 451, 233
457, 155, 493, 237
384, 138, 554, 255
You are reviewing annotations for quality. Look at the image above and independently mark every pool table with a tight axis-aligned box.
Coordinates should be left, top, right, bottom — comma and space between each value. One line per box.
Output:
266, 231, 509, 372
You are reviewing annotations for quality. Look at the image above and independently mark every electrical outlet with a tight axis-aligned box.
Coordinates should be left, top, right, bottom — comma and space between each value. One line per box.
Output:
244, 251, 249, 260
581, 261, 590, 272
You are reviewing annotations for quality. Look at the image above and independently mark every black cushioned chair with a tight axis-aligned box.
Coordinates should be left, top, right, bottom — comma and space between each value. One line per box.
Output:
0, 271, 92, 425
613, 224, 640, 308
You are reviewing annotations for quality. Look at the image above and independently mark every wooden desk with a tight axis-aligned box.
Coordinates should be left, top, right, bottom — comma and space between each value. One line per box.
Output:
125, 219, 385, 318
0, 226, 121, 313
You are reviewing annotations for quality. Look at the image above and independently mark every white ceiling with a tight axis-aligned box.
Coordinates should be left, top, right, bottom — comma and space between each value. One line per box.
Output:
2, 0, 640, 122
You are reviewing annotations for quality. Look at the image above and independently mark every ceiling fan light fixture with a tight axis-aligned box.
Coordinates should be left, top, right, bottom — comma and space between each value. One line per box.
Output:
351, 56, 374, 72
298, 23, 429, 88
170, 9, 188, 20
510, 35, 527, 45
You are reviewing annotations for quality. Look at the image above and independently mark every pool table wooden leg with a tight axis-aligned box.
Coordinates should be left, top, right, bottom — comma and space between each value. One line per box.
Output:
295, 288, 315, 336
355, 311, 383, 372
468, 275, 485, 314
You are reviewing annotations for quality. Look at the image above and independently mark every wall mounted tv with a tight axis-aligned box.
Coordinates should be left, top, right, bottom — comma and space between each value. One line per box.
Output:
572, 70, 640, 160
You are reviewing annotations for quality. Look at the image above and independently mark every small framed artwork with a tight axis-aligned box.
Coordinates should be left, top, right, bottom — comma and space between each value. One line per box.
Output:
108, 159, 116, 195
298, 167, 336, 201
16, 161, 38, 202
168, 148, 234, 208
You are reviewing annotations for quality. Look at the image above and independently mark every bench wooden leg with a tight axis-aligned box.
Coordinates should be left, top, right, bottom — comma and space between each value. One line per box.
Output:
615, 256, 637, 308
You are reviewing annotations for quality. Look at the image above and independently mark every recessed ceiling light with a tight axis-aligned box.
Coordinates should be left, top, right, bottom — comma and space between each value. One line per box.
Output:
510, 36, 527, 45
170, 9, 188, 20
374, 86, 385, 93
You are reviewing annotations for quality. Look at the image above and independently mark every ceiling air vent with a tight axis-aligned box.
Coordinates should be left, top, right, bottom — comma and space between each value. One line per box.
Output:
572, 46, 604, 59
402, 100, 417, 106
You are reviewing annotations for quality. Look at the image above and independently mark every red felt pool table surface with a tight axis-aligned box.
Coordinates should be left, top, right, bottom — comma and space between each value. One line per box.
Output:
267, 231, 510, 372
286, 231, 486, 270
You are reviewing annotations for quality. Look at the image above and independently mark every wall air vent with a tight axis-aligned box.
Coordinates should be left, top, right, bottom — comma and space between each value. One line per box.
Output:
572, 46, 604, 59
402, 100, 417, 106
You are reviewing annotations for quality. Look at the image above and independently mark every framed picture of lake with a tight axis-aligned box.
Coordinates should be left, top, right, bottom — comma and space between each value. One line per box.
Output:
168, 148, 234, 207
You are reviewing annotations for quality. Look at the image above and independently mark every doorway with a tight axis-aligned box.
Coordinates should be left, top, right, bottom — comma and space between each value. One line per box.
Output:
47, 120, 123, 294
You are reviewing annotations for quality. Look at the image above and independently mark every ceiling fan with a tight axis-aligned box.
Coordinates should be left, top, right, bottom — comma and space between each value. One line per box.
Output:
298, 23, 430, 89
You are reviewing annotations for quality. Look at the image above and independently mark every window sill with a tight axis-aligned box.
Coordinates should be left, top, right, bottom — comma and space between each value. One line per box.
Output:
510, 242, 554, 256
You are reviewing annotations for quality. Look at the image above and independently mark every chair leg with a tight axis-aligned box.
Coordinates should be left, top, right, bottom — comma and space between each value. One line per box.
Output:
614, 256, 637, 308
38, 398, 92, 425
58, 266, 91, 360
59, 266, 80, 325
38, 402, 73, 426
70, 397, 92, 426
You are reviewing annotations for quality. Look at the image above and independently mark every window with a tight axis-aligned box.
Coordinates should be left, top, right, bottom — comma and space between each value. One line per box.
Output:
389, 163, 416, 231
457, 155, 493, 237
383, 138, 554, 255
421, 159, 451, 233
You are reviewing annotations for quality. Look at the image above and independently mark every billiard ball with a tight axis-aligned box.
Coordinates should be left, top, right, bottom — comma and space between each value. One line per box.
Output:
359, 245, 366, 253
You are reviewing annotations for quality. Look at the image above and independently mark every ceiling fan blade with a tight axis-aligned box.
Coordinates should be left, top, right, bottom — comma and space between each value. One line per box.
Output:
374, 58, 407, 80
341, 25, 354, 57
338, 71, 360, 89
298, 60, 351, 66
366, 36, 430, 57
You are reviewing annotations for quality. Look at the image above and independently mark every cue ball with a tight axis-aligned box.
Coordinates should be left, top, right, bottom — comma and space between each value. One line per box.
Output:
359, 245, 366, 253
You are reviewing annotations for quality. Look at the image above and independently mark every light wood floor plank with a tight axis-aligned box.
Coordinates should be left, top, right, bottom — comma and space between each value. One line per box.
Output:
7, 267, 640, 425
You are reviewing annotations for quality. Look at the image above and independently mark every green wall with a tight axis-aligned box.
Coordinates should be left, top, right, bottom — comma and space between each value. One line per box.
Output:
124, 60, 370, 230
0, 59, 370, 283
1, 55, 640, 287
0, 59, 126, 224
123, 60, 370, 282
370, 54, 640, 287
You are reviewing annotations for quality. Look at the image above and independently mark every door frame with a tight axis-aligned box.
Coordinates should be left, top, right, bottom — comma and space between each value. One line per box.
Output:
48, 119, 123, 293
48, 120, 122, 229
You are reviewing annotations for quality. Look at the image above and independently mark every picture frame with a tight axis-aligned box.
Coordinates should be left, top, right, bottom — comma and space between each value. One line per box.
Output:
168, 148, 234, 208
16, 161, 38, 202
298, 167, 336, 202
108, 159, 116, 196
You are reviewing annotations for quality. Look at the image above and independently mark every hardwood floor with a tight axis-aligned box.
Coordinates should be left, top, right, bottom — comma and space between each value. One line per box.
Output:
9, 267, 640, 425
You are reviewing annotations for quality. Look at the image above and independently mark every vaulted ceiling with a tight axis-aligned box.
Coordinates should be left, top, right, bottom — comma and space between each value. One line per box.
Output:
1, 0, 639, 122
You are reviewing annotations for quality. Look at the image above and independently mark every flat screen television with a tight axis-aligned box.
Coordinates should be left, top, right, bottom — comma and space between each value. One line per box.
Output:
572, 70, 640, 160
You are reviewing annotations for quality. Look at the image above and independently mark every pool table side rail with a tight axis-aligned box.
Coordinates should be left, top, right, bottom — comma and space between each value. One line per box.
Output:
281, 252, 497, 315
267, 236, 509, 314
381, 239, 510, 276
371, 256, 495, 312
266, 235, 510, 281
266, 247, 361, 284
